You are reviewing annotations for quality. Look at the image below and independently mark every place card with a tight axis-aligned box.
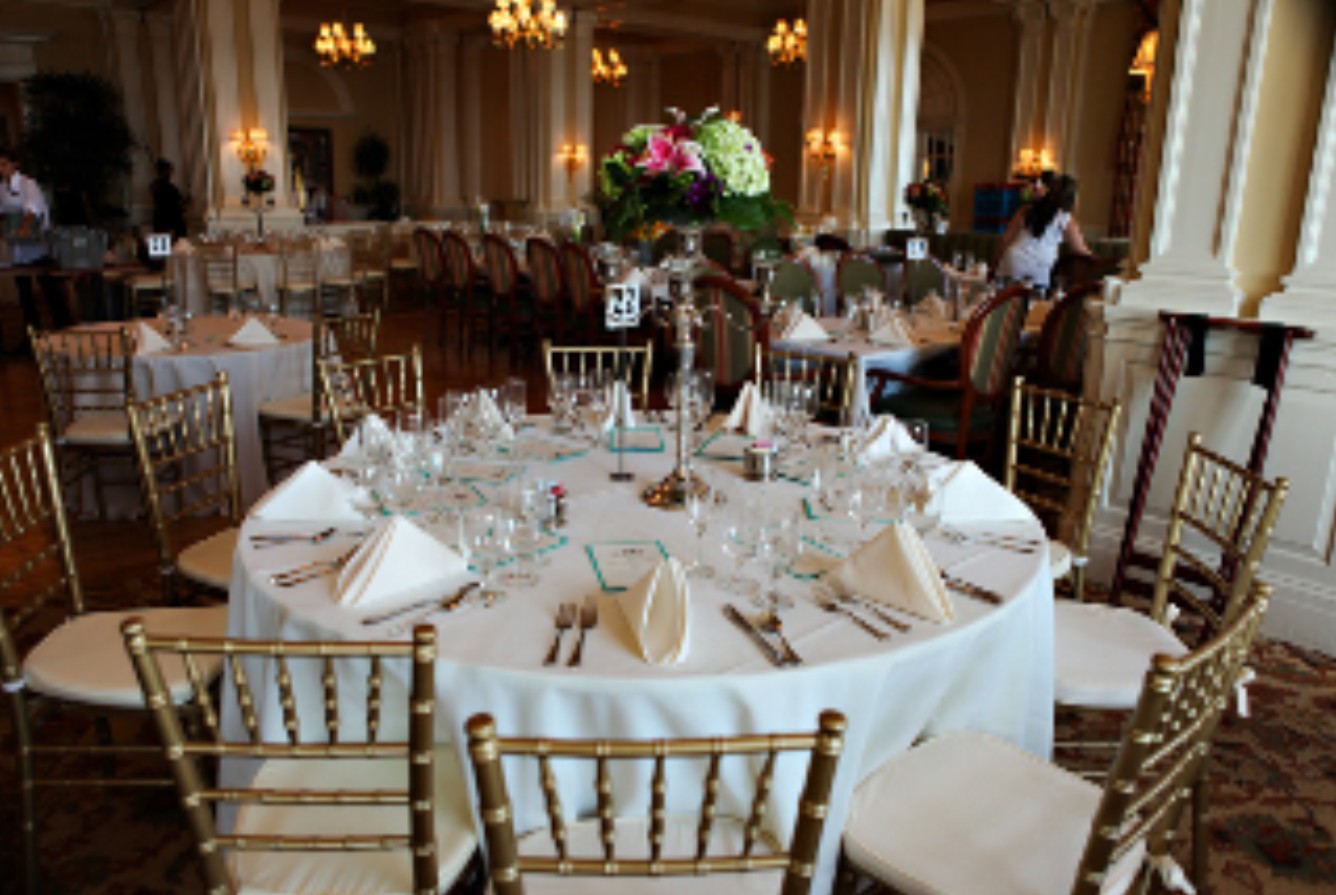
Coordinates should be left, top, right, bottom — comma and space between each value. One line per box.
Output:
586, 540, 669, 592
608, 426, 665, 453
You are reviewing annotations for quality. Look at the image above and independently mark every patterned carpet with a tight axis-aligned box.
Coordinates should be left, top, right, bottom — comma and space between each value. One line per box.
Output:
1, 532, 1334, 893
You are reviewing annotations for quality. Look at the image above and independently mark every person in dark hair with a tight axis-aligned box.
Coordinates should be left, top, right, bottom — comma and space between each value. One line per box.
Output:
0, 146, 70, 333
995, 173, 1091, 289
150, 158, 188, 240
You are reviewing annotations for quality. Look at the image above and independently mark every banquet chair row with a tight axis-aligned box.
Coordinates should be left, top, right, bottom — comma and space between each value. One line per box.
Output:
0, 423, 228, 895
758, 347, 859, 427
258, 309, 383, 481
120, 615, 848, 895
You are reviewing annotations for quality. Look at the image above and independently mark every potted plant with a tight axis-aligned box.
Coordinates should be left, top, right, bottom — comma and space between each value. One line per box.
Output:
19, 72, 135, 226
351, 132, 400, 221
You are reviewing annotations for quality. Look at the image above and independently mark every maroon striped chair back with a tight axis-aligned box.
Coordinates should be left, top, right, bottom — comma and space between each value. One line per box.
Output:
560, 242, 600, 313
965, 284, 1031, 400
482, 234, 519, 300
525, 238, 564, 308
440, 231, 476, 292
1036, 284, 1097, 394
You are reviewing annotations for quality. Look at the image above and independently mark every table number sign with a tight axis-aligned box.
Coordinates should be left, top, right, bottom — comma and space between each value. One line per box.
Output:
605, 283, 642, 330
146, 233, 173, 260
906, 237, 928, 261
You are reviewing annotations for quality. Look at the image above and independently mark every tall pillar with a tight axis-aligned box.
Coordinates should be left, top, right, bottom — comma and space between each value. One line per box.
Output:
1047, 0, 1098, 178
1118, 0, 1266, 315
105, 11, 152, 224
1008, 0, 1047, 171
459, 36, 485, 207
403, 27, 459, 216
146, 15, 183, 180
802, 0, 923, 241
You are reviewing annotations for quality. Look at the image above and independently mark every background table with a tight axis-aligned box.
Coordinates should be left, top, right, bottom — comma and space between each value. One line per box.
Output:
225, 436, 1054, 894
169, 240, 351, 315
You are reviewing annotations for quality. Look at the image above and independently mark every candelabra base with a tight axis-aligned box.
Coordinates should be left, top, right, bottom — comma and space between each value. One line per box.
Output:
642, 469, 709, 510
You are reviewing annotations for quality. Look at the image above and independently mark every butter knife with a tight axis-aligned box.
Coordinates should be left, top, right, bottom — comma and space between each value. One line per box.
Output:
361, 582, 478, 626
940, 572, 1003, 606
722, 604, 788, 667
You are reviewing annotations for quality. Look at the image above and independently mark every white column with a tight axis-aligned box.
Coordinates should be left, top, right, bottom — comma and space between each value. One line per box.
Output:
799, 0, 833, 216
106, 11, 152, 224
246, 0, 289, 204
1118, 0, 1265, 315
404, 29, 459, 215
146, 14, 183, 176
1047, 0, 1098, 176
567, 11, 595, 210
1008, 0, 1046, 171
1262, 39, 1336, 330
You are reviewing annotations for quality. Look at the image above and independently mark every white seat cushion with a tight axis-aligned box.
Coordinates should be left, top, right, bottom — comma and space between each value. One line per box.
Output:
516, 814, 784, 895
1054, 601, 1187, 709
843, 731, 1144, 895
23, 606, 228, 708
259, 392, 315, 423
178, 526, 240, 590
64, 411, 130, 446
233, 750, 477, 895
1049, 540, 1073, 580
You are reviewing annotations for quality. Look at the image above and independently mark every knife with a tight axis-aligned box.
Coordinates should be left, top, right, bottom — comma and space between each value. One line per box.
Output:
722, 604, 788, 668
361, 582, 478, 626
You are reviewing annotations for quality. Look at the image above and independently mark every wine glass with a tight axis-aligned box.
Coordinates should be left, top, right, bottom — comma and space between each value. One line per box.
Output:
684, 487, 714, 580
465, 510, 508, 599
754, 515, 798, 610
504, 376, 528, 431
496, 512, 539, 588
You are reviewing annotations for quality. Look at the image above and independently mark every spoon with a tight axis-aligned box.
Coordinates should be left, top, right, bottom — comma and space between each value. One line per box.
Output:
757, 611, 803, 665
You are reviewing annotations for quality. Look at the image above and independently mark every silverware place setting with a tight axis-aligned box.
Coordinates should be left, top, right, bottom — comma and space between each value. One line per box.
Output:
269, 546, 360, 587
361, 580, 481, 627
565, 595, 599, 667
249, 526, 349, 548
938, 526, 1042, 555
722, 603, 795, 668
940, 572, 1004, 605
544, 601, 578, 665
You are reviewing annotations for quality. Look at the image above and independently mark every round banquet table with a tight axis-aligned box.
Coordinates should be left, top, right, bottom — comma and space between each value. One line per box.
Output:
72, 315, 313, 510
168, 238, 351, 316
225, 430, 1054, 894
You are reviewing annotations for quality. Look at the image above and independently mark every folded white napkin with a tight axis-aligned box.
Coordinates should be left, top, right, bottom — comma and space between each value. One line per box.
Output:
723, 381, 771, 436
868, 316, 913, 346
599, 379, 637, 431
336, 516, 470, 610
932, 461, 1033, 525
253, 461, 363, 522
620, 268, 649, 290
135, 322, 172, 355
229, 318, 281, 347
917, 293, 948, 320
781, 311, 829, 342
827, 522, 954, 623
475, 391, 515, 440
854, 416, 921, 461
338, 414, 393, 460
617, 557, 691, 665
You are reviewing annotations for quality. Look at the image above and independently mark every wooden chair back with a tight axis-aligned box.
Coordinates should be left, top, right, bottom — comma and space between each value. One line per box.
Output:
1072, 586, 1270, 895
1005, 377, 1121, 600
542, 339, 654, 410
703, 227, 736, 273
758, 347, 858, 427
963, 284, 1030, 401
318, 345, 425, 445
836, 253, 883, 299
560, 241, 602, 314
30, 325, 138, 438
1035, 283, 1097, 394
121, 622, 441, 895
466, 710, 846, 895
693, 274, 769, 396
525, 238, 565, 309
769, 260, 820, 315
1148, 433, 1289, 643
414, 227, 446, 289
440, 230, 477, 293
483, 233, 521, 306
126, 373, 241, 596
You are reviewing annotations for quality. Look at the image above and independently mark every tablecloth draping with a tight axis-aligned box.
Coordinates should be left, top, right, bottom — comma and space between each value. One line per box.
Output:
223, 433, 1054, 895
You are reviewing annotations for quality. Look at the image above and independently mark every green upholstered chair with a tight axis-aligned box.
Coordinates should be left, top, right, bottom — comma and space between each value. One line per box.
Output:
903, 256, 948, 306
693, 274, 768, 407
770, 259, 821, 315
868, 283, 1032, 460
1034, 283, 1097, 394
836, 253, 884, 299
703, 227, 736, 273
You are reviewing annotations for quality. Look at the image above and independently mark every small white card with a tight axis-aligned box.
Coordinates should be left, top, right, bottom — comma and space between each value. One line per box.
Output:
605, 283, 642, 330
146, 234, 173, 259
587, 541, 668, 592
906, 237, 928, 261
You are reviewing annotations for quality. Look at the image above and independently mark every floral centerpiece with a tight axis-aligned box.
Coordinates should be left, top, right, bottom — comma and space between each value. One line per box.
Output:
595, 106, 790, 243
242, 168, 275, 199
904, 180, 948, 220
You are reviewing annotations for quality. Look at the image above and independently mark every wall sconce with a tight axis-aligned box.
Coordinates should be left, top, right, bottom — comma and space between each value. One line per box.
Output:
557, 143, 588, 181
232, 127, 269, 171
1013, 147, 1054, 180
806, 129, 841, 179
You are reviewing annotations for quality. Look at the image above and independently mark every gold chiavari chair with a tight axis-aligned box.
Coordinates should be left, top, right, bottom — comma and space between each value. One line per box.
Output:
1052, 433, 1288, 886
127, 373, 242, 605
1004, 377, 1121, 602
318, 345, 425, 446
321, 231, 367, 315
121, 623, 479, 895
542, 338, 654, 410
466, 710, 846, 895
199, 242, 250, 314
351, 226, 390, 311
838, 584, 1271, 895
387, 224, 421, 305
278, 235, 321, 318
30, 324, 141, 519
1, 425, 226, 895
757, 346, 858, 427
259, 310, 382, 480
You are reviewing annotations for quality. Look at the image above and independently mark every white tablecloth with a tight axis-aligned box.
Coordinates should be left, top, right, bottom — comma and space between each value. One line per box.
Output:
169, 240, 350, 315
69, 316, 313, 511
224, 437, 1054, 894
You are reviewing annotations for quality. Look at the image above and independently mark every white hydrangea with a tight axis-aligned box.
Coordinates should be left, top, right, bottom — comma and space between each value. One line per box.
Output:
624, 124, 662, 148
695, 119, 770, 197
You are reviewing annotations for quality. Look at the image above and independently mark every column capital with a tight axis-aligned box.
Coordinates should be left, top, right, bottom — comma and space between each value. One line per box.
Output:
1011, 0, 1048, 27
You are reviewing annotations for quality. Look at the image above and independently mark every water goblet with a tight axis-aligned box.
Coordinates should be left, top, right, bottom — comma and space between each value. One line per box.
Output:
754, 515, 798, 610
504, 377, 528, 430
684, 487, 715, 580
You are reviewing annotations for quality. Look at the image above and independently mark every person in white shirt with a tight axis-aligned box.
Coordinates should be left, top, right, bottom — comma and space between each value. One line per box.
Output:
0, 146, 70, 332
994, 174, 1092, 291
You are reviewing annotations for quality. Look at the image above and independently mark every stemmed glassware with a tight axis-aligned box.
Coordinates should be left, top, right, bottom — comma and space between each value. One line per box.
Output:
503, 377, 527, 432
684, 486, 714, 579
464, 509, 509, 600
548, 373, 577, 433
754, 514, 798, 610
719, 492, 760, 598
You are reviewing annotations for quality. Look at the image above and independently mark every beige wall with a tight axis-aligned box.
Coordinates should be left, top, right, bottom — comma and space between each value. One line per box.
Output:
767, 61, 805, 206
658, 49, 723, 119
923, 16, 1017, 231
1233, 0, 1336, 313
17, 7, 109, 79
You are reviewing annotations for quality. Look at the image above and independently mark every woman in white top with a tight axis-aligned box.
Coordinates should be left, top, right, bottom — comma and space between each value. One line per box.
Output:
995, 174, 1092, 290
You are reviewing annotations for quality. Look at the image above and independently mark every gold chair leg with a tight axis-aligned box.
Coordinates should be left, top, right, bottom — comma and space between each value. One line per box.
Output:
1193, 770, 1210, 887
11, 693, 40, 895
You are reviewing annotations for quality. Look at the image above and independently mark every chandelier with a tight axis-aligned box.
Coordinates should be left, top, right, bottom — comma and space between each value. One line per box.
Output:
766, 18, 806, 66
489, 0, 569, 50
591, 48, 627, 87
314, 21, 376, 68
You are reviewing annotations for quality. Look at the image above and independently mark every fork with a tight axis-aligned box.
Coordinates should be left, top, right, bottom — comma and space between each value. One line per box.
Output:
566, 595, 598, 667
270, 546, 359, 587
544, 602, 578, 666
